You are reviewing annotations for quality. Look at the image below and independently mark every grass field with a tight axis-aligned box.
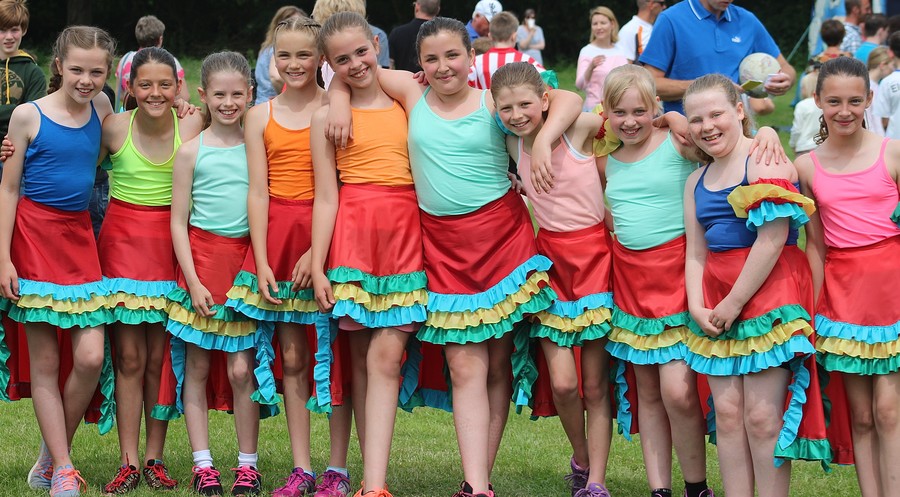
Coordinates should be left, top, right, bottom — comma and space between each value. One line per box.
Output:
0, 60, 858, 496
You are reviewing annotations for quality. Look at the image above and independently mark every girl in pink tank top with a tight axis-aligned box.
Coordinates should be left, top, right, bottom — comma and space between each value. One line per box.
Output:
795, 57, 900, 496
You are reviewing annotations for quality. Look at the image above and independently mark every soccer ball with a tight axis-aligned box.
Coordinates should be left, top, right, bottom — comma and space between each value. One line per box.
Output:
739, 52, 781, 98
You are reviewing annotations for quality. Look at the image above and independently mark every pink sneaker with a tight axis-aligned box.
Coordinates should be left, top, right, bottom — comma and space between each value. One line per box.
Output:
272, 468, 316, 497
313, 470, 351, 497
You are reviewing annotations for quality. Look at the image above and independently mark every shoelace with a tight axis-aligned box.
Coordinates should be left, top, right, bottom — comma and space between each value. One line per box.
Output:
194, 467, 221, 488
232, 467, 261, 487
52, 467, 87, 493
281, 469, 313, 489
148, 463, 178, 486
564, 472, 588, 488
316, 471, 347, 490
106, 466, 136, 488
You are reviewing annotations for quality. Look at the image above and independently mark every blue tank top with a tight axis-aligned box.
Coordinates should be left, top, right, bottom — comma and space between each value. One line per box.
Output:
693, 159, 799, 252
22, 102, 102, 211
408, 88, 510, 216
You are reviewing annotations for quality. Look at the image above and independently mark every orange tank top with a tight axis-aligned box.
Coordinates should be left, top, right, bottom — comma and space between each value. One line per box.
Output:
264, 101, 315, 200
335, 101, 413, 186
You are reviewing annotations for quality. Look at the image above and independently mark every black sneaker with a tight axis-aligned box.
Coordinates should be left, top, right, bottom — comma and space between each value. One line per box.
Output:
230, 466, 262, 496
190, 466, 224, 496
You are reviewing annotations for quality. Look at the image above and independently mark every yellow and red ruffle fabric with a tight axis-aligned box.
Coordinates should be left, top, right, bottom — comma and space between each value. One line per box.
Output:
154, 227, 278, 420
225, 197, 319, 325
727, 178, 815, 232
99, 198, 177, 325
326, 184, 426, 330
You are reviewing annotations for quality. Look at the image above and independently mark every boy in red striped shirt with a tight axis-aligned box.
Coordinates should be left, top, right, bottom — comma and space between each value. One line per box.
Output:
468, 11, 546, 89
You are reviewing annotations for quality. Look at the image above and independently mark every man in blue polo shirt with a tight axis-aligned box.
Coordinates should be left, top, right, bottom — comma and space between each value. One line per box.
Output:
639, 0, 795, 114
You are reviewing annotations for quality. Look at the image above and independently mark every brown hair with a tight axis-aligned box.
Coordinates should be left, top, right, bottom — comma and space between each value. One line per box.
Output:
199, 51, 251, 128
814, 56, 869, 144
260, 5, 306, 51
489, 11, 518, 42
317, 11, 373, 58
490, 61, 545, 102
683, 73, 752, 163
820, 19, 846, 47
589, 6, 619, 44
48, 26, 116, 94
135, 15, 165, 47
416, 16, 472, 62
0, 0, 28, 31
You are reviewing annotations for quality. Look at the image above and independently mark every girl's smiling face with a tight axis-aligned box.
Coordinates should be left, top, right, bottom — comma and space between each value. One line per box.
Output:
685, 88, 745, 159
418, 29, 474, 96
130, 62, 180, 118
274, 30, 321, 90
606, 87, 656, 146
200, 70, 249, 126
493, 84, 548, 138
326, 26, 379, 90
814, 74, 871, 137
57, 47, 108, 105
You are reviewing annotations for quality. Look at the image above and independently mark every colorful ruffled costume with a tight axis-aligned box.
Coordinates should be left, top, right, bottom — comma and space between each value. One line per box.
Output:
686, 172, 831, 467
0, 102, 116, 432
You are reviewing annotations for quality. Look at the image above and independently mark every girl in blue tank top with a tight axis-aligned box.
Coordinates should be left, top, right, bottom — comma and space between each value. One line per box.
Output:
325, 17, 583, 497
0, 26, 116, 497
682, 74, 824, 496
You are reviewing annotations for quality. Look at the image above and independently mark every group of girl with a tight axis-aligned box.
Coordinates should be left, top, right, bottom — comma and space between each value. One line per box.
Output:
0, 11, 897, 497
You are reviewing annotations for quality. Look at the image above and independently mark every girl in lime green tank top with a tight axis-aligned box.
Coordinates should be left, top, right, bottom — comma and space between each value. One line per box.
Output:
94, 47, 206, 495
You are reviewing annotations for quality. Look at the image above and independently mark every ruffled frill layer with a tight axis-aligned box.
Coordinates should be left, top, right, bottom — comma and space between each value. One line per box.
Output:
530, 292, 612, 347
606, 326, 688, 365
167, 288, 257, 337
727, 180, 816, 224
225, 270, 318, 324
816, 315, 900, 374
397, 337, 453, 412
305, 314, 344, 414
0, 279, 112, 328
745, 202, 811, 231
891, 202, 900, 227
330, 274, 427, 329
610, 305, 692, 337
327, 267, 427, 295
105, 278, 177, 324
0, 319, 8, 401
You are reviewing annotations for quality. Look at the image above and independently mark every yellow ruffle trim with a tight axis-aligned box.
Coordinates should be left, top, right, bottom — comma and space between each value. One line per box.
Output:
816, 336, 900, 360
166, 303, 257, 336
425, 271, 550, 329
225, 286, 319, 313
608, 325, 688, 351
686, 319, 813, 358
16, 294, 108, 313
106, 292, 169, 311
332, 284, 427, 311
727, 183, 816, 218
534, 307, 611, 333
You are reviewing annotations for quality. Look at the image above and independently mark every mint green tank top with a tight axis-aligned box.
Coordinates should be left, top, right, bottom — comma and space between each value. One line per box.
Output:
408, 88, 510, 216
188, 133, 249, 238
605, 133, 696, 250
109, 109, 182, 206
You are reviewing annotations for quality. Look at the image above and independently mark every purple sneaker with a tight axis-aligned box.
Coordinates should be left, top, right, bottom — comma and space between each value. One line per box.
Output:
574, 482, 611, 497
564, 457, 589, 496
273, 468, 316, 497
313, 470, 351, 497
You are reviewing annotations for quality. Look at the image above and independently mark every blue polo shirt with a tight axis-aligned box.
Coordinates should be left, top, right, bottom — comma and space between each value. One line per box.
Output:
639, 0, 781, 114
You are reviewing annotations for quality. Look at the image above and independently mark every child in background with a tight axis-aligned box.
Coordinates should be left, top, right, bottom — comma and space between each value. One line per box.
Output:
167, 51, 271, 497
866, 46, 891, 136
114, 15, 189, 112
224, 16, 354, 497
790, 73, 822, 156
472, 37, 493, 56
0, 25, 116, 497
254, 5, 304, 105
809, 19, 853, 67
311, 13, 427, 497
0, 0, 45, 180
682, 73, 822, 497
97, 46, 205, 495
468, 11, 545, 89
491, 61, 614, 497
798, 56, 900, 497
873, 32, 900, 138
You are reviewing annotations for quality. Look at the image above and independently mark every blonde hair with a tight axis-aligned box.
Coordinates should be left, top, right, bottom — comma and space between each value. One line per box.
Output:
274, 15, 321, 50
602, 64, 659, 114
490, 61, 546, 102
799, 71, 817, 99
261, 5, 306, 51
312, 0, 365, 24
589, 6, 619, 44
472, 37, 493, 55
867, 45, 891, 70
49, 26, 116, 94
200, 51, 251, 127
318, 11, 373, 58
134, 15, 165, 47
683, 73, 752, 163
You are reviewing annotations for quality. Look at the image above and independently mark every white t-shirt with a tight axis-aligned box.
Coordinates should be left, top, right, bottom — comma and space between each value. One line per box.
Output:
790, 97, 822, 154
866, 83, 886, 136
616, 16, 654, 62
874, 71, 900, 139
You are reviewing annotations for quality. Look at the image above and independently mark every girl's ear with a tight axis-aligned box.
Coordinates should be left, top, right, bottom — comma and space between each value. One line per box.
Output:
541, 90, 550, 112
197, 87, 206, 104
175, 78, 184, 96
54, 57, 62, 75
318, 54, 325, 68
735, 100, 745, 122
813, 91, 822, 109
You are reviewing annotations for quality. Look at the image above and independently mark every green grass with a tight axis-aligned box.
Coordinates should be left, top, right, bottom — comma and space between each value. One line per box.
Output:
0, 398, 859, 496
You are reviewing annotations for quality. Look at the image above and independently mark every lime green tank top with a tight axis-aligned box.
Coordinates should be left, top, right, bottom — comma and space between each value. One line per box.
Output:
109, 109, 182, 206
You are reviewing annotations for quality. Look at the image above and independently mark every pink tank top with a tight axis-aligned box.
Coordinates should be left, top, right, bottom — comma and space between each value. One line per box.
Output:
517, 134, 605, 232
810, 138, 900, 248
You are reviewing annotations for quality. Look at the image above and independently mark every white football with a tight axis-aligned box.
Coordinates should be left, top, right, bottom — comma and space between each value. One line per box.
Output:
739, 52, 781, 98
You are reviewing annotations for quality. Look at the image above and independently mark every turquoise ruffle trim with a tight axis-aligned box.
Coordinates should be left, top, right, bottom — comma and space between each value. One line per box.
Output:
250, 324, 281, 409
775, 438, 833, 472
605, 340, 687, 365
546, 293, 613, 319
0, 318, 9, 402
890, 202, 900, 227
225, 298, 318, 325
685, 335, 815, 376
104, 278, 177, 298
611, 305, 692, 337
745, 201, 810, 231
687, 305, 811, 341
774, 356, 810, 465
613, 359, 634, 441
17, 278, 108, 302
397, 337, 453, 412
417, 285, 556, 345
530, 322, 610, 347
331, 300, 426, 329
165, 320, 260, 353
231, 271, 316, 301
0, 302, 112, 329
399, 388, 454, 412
512, 321, 538, 415
818, 353, 900, 375
327, 267, 427, 295
426, 255, 552, 313
95, 334, 116, 435
305, 313, 339, 414
815, 314, 900, 343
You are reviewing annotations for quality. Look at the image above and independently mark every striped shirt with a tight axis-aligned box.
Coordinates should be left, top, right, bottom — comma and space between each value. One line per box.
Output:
467, 47, 546, 89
